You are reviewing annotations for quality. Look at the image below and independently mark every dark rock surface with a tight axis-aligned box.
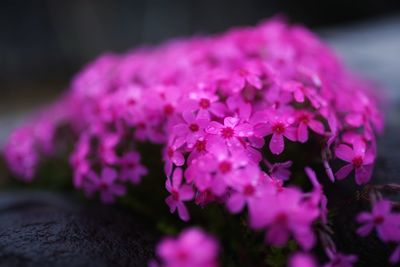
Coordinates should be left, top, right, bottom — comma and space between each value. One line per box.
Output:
0, 191, 156, 267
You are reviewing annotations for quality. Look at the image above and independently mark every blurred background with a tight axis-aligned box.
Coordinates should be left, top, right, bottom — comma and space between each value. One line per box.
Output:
0, 0, 399, 125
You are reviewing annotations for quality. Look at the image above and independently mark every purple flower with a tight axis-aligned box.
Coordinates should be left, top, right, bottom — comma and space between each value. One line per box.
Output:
182, 92, 226, 119
335, 139, 375, 184
119, 151, 148, 184
295, 110, 325, 143
324, 250, 357, 267
356, 199, 400, 242
98, 133, 120, 164
165, 168, 194, 221
248, 187, 318, 250
173, 111, 209, 148
206, 117, 253, 143
156, 228, 219, 267
289, 252, 316, 267
70, 134, 91, 187
253, 114, 297, 155
164, 145, 185, 176
4, 126, 38, 181
228, 62, 263, 92
390, 244, 400, 264
282, 81, 324, 109
85, 167, 126, 203
186, 142, 249, 196
265, 160, 292, 181
226, 165, 266, 213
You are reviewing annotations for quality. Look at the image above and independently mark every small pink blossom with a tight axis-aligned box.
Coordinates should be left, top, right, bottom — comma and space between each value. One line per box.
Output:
164, 145, 185, 176
390, 244, 400, 264
226, 165, 267, 213
356, 199, 400, 242
183, 92, 226, 119
70, 134, 91, 187
295, 110, 325, 143
85, 167, 126, 203
282, 81, 324, 108
119, 151, 148, 184
206, 117, 253, 143
173, 111, 209, 148
289, 252, 316, 267
265, 160, 292, 181
324, 250, 357, 267
156, 228, 219, 267
335, 139, 375, 184
165, 168, 194, 221
228, 62, 263, 92
98, 133, 120, 164
253, 114, 297, 155
248, 187, 318, 250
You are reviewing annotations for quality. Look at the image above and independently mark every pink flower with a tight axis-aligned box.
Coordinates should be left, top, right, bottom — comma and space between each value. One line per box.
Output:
356, 199, 400, 242
165, 168, 194, 221
182, 92, 226, 119
289, 252, 316, 267
164, 145, 185, 176
295, 110, 325, 143
335, 139, 375, 184
282, 81, 324, 108
186, 142, 249, 196
85, 167, 126, 203
390, 244, 400, 264
253, 114, 297, 155
119, 151, 148, 184
248, 187, 318, 250
70, 134, 91, 188
152, 85, 181, 117
226, 165, 267, 213
324, 250, 357, 267
4, 126, 38, 181
173, 111, 209, 148
156, 228, 219, 267
265, 160, 292, 181
228, 62, 263, 92
98, 133, 120, 164
206, 117, 253, 144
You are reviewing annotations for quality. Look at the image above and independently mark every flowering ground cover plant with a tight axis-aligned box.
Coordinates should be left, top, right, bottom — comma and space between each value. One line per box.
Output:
3, 18, 399, 266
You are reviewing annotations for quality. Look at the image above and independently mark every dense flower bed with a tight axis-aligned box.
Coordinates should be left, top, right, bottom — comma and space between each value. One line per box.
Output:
4, 18, 398, 267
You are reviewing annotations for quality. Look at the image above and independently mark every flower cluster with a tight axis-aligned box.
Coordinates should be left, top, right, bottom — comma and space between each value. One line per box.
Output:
3, 18, 385, 266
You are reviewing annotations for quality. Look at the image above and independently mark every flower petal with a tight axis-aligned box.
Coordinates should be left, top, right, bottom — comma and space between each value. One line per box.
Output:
177, 202, 190, 221
254, 123, 272, 137
226, 193, 245, 213
270, 134, 284, 155
335, 144, 354, 162
335, 164, 353, 180
355, 164, 373, 184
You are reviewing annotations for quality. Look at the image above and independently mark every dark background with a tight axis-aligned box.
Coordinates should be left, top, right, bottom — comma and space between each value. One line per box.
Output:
1, 0, 400, 99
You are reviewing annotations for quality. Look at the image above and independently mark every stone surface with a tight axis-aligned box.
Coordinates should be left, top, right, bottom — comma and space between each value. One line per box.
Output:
0, 191, 156, 267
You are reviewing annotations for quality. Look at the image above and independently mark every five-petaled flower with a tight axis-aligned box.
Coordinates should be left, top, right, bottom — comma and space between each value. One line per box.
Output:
357, 199, 400, 242
165, 168, 194, 221
335, 139, 375, 184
